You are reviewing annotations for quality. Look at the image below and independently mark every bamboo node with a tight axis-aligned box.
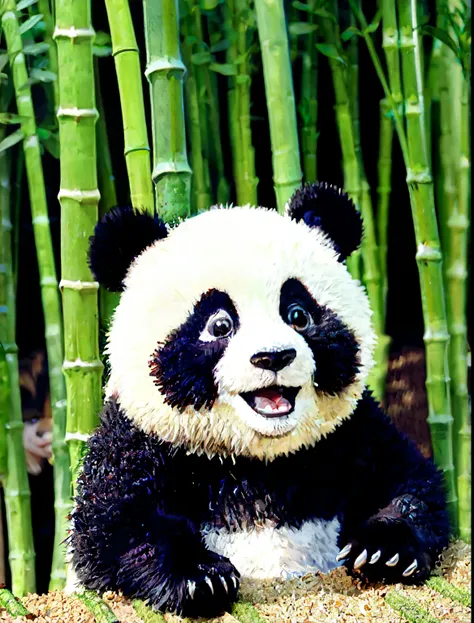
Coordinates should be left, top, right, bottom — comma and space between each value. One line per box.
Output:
112, 45, 139, 57
57, 106, 99, 119
152, 162, 192, 181
59, 279, 99, 291
53, 26, 95, 41
63, 358, 103, 371
33, 214, 50, 226
57, 188, 101, 204
1, 217, 12, 230
406, 168, 433, 183
5, 420, 25, 431
124, 145, 151, 157
25, 134, 39, 149
41, 276, 58, 287
446, 263, 468, 279
144, 57, 186, 79
415, 243, 442, 261
65, 432, 91, 443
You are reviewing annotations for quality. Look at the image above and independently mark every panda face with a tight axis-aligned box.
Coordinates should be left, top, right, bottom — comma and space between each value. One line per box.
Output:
105, 206, 375, 460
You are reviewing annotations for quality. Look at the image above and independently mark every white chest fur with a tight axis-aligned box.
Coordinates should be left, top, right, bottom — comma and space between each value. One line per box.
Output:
201, 517, 342, 580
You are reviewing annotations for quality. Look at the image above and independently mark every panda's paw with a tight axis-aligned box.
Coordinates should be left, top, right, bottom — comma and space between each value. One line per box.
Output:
182, 550, 240, 617
336, 514, 432, 584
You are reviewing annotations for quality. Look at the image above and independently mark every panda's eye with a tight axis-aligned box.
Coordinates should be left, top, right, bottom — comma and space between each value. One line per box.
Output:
205, 310, 234, 339
287, 304, 312, 332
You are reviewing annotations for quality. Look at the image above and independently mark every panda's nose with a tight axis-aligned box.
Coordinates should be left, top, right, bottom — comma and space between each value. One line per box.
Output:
250, 349, 297, 372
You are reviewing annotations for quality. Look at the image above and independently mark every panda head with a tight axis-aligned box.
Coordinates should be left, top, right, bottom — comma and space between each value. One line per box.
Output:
90, 182, 375, 460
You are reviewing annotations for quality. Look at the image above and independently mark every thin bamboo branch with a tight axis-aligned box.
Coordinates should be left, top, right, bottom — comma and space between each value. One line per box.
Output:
254, 0, 302, 212
299, 1, 318, 182
38, 0, 59, 112
143, 0, 192, 222
103, 0, 154, 213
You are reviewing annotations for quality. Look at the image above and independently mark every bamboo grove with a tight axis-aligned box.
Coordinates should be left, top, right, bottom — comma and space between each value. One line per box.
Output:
0, 0, 471, 596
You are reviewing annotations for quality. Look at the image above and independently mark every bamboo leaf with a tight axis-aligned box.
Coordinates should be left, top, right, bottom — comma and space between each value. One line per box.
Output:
191, 51, 213, 65
235, 73, 251, 84
0, 113, 29, 125
19, 14, 44, 35
200, 0, 220, 9
23, 42, 50, 56
313, 7, 337, 22
341, 25, 361, 41
364, 8, 382, 34
29, 68, 57, 83
209, 62, 237, 75
292, 1, 315, 13
421, 25, 460, 58
94, 31, 112, 46
210, 39, 231, 53
289, 22, 318, 35
17, 0, 39, 9
0, 129, 24, 153
315, 42, 345, 64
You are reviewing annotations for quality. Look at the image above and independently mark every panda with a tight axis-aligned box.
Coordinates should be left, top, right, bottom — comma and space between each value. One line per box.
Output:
69, 182, 449, 618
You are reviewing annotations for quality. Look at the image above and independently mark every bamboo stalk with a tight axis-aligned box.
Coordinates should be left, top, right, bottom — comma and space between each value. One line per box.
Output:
2, 0, 70, 591
349, 0, 458, 528
299, 1, 318, 182
75, 591, 119, 622
385, 590, 440, 623
233, 0, 258, 205
0, 588, 34, 618
38, 0, 59, 112
95, 59, 120, 332
143, 0, 192, 223
376, 97, 393, 315
450, 73, 470, 542
53, 0, 103, 495
254, 0, 302, 212
0, 117, 36, 596
103, 0, 154, 213
181, 12, 212, 214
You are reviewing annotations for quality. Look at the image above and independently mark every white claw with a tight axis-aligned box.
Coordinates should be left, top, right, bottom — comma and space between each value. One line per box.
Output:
187, 580, 196, 599
336, 543, 352, 561
231, 574, 238, 590
402, 559, 418, 577
386, 553, 400, 567
369, 550, 382, 564
353, 549, 368, 570
205, 576, 214, 594
220, 575, 229, 593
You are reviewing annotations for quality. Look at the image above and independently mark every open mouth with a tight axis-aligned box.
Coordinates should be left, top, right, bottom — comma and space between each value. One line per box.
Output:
239, 386, 301, 418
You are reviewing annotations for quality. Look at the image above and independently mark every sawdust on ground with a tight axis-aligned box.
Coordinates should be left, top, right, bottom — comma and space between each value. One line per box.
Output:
0, 540, 470, 622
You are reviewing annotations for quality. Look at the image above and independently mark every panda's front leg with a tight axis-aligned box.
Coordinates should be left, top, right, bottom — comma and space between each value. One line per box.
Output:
112, 513, 240, 617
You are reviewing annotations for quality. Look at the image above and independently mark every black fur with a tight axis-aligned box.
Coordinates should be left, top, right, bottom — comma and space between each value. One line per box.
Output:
280, 278, 360, 393
88, 206, 168, 292
149, 289, 240, 412
287, 182, 363, 260
70, 393, 449, 617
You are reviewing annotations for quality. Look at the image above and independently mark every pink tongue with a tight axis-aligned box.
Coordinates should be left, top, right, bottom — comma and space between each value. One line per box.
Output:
254, 390, 291, 411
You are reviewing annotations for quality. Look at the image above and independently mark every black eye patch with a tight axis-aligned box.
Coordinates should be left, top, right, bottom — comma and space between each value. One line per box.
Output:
279, 279, 360, 394
149, 289, 239, 412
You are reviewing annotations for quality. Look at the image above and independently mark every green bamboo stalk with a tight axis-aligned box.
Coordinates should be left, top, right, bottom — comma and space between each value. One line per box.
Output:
53, 0, 103, 494
381, 0, 403, 108
376, 97, 393, 315
320, 4, 387, 402
231, 602, 266, 623
38, 0, 59, 112
0, 588, 34, 618
143, 0, 192, 223
95, 59, 120, 332
426, 576, 471, 607
75, 591, 119, 623
385, 590, 440, 623
233, 0, 258, 205
4, 0, 72, 593
451, 73, 470, 542
299, 1, 318, 182
132, 599, 166, 622
0, 121, 36, 596
253, 0, 302, 212
349, 0, 458, 529
181, 13, 212, 214
103, 0, 154, 213
0, 343, 7, 480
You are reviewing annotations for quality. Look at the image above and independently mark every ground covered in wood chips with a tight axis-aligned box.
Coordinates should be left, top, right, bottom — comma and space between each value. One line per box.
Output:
0, 541, 470, 623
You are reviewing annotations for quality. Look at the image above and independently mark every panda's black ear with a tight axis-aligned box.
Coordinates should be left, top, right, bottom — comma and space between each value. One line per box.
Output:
88, 206, 168, 292
287, 182, 363, 260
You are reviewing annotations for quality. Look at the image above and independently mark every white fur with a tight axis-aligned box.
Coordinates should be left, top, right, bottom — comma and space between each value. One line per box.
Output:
202, 518, 342, 579
106, 206, 376, 459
